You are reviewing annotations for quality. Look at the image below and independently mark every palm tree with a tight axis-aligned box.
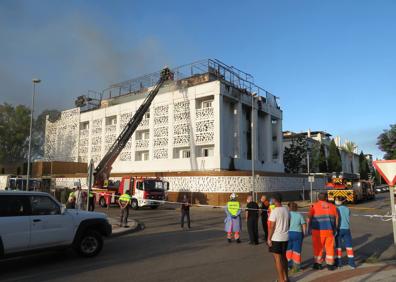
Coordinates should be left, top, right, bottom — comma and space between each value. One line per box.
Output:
343, 141, 357, 173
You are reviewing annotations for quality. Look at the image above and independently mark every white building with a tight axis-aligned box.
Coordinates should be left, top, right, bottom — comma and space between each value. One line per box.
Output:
45, 59, 284, 174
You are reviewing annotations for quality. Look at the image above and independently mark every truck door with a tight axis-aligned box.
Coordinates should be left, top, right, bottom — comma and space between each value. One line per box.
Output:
29, 195, 74, 248
0, 195, 30, 253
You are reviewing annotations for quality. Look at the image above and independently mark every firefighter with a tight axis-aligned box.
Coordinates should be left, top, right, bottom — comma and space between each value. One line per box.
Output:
88, 191, 95, 211
224, 193, 242, 243
307, 192, 339, 271
119, 191, 132, 228
334, 196, 356, 269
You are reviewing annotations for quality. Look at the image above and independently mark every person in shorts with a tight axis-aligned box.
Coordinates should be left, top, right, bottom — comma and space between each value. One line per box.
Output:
267, 193, 290, 282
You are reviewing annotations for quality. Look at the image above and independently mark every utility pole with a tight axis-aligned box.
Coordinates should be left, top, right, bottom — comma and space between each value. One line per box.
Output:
251, 93, 256, 201
307, 150, 313, 203
87, 159, 94, 211
27, 78, 41, 190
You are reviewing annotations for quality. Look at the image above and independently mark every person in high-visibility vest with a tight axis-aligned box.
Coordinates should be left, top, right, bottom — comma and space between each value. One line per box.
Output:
66, 188, 76, 209
307, 192, 339, 271
88, 191, 95, 212
119, 191, 132, 228
224, 193, 242, 243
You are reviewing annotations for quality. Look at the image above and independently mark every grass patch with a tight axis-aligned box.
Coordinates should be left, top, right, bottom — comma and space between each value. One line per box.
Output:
364, 255, 381, 264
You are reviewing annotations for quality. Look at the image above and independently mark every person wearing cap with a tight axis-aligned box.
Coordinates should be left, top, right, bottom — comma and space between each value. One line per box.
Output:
267, 193, 290, 282
224, 193, 242, 243
119, 191, 132, 228
334, 196, 356, 269
307, 192, 339, 271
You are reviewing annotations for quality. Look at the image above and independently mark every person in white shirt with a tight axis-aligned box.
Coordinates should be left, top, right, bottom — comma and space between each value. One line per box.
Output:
267, 193, 290, 282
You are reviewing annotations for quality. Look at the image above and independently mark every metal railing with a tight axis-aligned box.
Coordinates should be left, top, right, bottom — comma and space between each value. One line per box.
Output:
101, 59, 280, 109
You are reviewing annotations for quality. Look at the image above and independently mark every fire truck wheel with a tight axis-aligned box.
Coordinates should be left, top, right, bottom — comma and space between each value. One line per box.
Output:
131, 199, 139, 210
99, 197, 107, 208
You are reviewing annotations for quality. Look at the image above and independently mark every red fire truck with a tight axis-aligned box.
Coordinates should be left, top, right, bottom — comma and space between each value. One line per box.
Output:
94, 176, 168, 209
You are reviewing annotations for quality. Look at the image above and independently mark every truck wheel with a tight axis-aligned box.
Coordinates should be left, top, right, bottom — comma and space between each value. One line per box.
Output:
99, 197, 107, 208
131, 199, 139, 210
75, 230, 103, 257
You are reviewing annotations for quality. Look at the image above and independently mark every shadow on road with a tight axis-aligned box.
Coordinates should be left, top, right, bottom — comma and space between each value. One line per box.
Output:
0, 228, 222, 282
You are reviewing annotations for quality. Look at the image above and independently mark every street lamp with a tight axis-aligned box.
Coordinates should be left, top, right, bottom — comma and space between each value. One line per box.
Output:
251, 93, 257, 201
26, 78, 41, 191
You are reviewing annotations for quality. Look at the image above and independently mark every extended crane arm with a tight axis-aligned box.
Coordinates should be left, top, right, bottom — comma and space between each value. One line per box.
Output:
93, 68, 174, 186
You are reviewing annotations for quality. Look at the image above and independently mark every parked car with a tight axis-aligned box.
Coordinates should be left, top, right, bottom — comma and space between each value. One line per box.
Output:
0, 191, 112, 259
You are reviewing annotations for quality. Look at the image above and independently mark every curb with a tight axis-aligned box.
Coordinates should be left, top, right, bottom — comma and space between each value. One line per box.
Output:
110, 219, 145, 238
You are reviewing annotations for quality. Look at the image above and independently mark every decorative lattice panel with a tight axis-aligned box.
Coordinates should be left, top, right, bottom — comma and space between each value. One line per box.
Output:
173, 135, 190, 146
154, 138, 168, 148
138, 118, 149, 129
174, 112, 190, 124
196, 132, 214, 144
120, 113, 133, 127
136, 139, 149, 150
154, 127, 168, 138
196, 107, 214, 120
196, 120, 214, 133
44, 108, 79, 161
154, 148, 168, 159
154, 105, 169, 117
119, 151, 132, 161
105, 124, 117, 134
174, 101, 190, 113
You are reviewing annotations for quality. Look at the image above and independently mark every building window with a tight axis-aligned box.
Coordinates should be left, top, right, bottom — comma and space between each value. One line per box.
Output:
80, 121, 89, 130
136, 151, 149, 161
136, 131, 149, 140
202, 147, 214, 157
181, 150, 191, 158
105, 116, 117, 126
202, 100, 213, 108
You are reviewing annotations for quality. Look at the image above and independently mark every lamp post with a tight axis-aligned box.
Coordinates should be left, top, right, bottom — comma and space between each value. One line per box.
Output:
251, 93, 257, 201
26, 78, 41, 190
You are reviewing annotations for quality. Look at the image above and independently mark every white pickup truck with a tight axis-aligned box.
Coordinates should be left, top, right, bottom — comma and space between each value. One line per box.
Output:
0, 191, 112, 258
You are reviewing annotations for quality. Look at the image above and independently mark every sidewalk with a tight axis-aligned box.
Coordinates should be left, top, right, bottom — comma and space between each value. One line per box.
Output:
108, 217, 143, 237
291, 261, 396, 282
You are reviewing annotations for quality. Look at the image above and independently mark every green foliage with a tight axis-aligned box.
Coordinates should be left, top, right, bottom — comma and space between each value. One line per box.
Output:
343, 141, 357, 173
283, 136, 307, 173
327, 139, 342, 173
318, 143, 328, 172
310, 142, 321, 173
0, 103, 60, 163
358, 151, 370, 180
377, 124, 396, 160
0, 103, 31, 162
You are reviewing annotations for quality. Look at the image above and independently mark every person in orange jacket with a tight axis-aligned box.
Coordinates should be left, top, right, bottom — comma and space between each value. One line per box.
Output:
307, 192, 339, 271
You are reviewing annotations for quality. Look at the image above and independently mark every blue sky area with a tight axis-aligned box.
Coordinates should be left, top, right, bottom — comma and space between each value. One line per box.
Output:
0, 0, 395, 159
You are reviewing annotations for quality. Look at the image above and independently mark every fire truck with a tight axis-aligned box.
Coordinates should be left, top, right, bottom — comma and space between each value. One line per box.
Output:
90, 68, 174, 209
94, 176, 168, 209
326, 173, 375, 204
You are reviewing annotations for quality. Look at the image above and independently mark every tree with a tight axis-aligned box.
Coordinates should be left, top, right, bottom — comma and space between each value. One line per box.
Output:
343, 141, 357, 173
358, 151, 370, 180
310, 142, 321, 173
377, 124, 396, 160
327, 139, 342, 173
318, 144, 328, 173
283, 136, 307, 173
0, 103, 60, 163
0, 103, 31, 162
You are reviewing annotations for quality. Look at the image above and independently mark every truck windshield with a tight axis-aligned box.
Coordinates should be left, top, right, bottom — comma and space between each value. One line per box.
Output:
144, 180, 164, 191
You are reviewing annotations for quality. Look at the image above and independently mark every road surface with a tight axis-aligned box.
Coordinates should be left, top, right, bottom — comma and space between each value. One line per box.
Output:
1, 193, 395, 282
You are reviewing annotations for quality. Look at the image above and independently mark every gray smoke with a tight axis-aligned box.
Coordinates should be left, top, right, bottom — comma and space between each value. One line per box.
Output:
0, 3, 173, 113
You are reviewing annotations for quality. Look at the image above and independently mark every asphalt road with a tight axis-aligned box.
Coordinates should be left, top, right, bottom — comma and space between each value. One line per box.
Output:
1, 193, 395, 282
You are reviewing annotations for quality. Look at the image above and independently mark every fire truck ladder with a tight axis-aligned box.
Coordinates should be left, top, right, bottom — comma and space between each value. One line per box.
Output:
93, 67, 174, 186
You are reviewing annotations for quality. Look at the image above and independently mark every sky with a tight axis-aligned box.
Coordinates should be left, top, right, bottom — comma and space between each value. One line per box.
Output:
0, 0, 395, 159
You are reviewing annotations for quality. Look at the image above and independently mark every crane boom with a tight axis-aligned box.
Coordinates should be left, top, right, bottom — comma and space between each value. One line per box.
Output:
93, 67, 174, 186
